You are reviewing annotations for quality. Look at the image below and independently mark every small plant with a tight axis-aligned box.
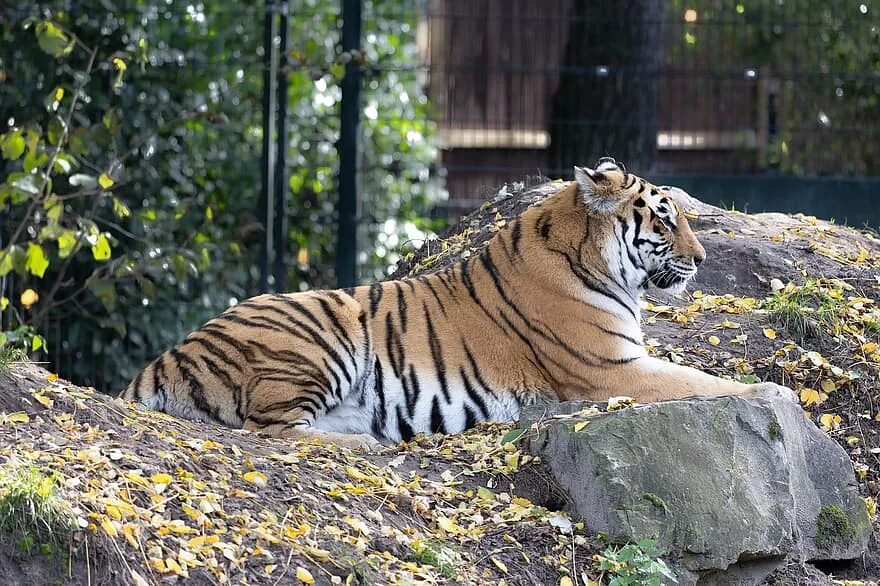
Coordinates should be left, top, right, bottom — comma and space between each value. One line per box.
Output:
0, 465, 72, 554
763, 279, 846, 340
0, 345, 28, 372
410, 539, 456, 579
815, 504, 853, 549
594, 538, 677, 586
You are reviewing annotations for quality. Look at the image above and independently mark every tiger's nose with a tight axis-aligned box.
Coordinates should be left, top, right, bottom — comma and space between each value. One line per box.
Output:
693, 253, 705, 267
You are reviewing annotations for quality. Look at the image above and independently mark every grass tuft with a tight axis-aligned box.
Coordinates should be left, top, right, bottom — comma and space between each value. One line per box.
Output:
0, 465, 73, 554
410, 539, 457, 579
764, 279, 846, 340
0, 346, 28, 373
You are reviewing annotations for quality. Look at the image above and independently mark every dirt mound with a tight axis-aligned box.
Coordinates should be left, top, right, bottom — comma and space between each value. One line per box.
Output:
1, 180, 879, 584
0, 362, 605, 585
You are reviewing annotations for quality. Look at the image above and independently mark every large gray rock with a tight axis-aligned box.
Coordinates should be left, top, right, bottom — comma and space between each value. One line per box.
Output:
517, 388, 870, 585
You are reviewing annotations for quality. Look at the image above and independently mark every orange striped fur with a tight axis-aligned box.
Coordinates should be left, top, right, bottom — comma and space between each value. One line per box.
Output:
121, 159, 788, 449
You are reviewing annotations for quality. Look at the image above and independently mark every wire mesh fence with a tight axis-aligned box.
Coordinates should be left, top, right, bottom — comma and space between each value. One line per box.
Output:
422, 0, 880, 219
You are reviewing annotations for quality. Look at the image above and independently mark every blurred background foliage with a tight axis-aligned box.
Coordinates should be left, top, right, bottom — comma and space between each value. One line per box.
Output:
666, 0, 880, 174
0, 0, 444, 392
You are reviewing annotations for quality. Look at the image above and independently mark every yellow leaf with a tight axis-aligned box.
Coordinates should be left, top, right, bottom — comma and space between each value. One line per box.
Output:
98, 173, 114, 189
100, 517, 117, 537
112, 58, 127, 71
866, 497, 877, 520
165, 557, 184, 576
573, 421, 588, 433
799, 388, 823, 407
46, 373, 58, 382
819, 413, 842, 431
820, 379, 837, 393
265, 564, 278, 575
560, 577, 574, 586
4, 411, 30, 424
295, 567, 316, 584
762, 327, 777, 340
151, 472, 172, 493
708, 335, 721, 346
34, 394, 53, 409
242, 470, 268, 487
437, 516, 461, 535
491, 556, 508, 574
54, 87, 65, 102
124, 471, 149, 486
91, 233, 112, 261
819, 413, 843, 431
20, 288, 39, 308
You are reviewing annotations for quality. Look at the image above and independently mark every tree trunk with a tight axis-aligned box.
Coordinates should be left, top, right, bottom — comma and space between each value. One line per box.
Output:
548, 0, 666, 176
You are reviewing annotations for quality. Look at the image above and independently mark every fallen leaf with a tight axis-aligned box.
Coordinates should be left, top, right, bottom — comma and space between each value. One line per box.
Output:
242, 470, 268, 487
708, 335, 721, 346
296, 567, 315, 584
491, 556, 508, 574
762, 327, 777, 340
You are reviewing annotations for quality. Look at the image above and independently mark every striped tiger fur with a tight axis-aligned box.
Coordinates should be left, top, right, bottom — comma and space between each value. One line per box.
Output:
121, 158, 790, 450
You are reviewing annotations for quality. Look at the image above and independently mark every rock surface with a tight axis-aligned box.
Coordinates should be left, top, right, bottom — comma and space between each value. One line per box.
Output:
518, 387, 870, 585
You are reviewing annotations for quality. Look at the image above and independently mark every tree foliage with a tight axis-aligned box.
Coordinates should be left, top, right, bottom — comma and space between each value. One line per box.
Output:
0, 0, 443, 392
667, 0, 879, 175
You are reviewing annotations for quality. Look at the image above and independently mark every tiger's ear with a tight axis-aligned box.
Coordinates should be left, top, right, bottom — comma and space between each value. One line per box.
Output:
574, 165, 627, 216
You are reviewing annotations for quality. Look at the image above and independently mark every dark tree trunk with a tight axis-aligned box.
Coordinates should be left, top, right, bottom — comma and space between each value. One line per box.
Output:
548, 0, 666, 176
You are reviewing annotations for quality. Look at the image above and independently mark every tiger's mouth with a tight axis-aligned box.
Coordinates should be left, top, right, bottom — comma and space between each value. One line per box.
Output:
648, 262, 697, 290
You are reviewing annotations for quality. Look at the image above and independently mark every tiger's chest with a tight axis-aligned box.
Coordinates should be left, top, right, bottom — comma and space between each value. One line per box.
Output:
312, 362, 524, 442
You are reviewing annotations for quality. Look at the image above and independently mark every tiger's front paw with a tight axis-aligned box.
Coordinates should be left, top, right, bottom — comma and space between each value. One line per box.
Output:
316, 431, 384, 453
744, 382, 797, 402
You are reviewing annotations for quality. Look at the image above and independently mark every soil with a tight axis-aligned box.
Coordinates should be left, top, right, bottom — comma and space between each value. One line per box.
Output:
1, 179, 879, 585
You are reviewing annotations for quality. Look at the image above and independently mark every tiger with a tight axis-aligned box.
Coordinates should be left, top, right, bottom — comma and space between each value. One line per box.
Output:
121, 157, 790, 450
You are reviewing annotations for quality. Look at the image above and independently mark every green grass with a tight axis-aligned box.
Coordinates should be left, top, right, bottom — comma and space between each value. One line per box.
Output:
0, 465, 72, 555
410, 540, 456, 579
0, 346, 28, 373
764, 279, 846, 340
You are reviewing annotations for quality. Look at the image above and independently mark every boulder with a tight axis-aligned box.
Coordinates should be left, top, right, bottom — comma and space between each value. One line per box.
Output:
517, 388, 870, 585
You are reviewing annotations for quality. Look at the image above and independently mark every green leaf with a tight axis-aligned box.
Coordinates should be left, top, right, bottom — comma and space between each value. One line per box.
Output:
112, 198, 130, 218
57, 231, 77, 258
25, 243, 49, 278
87, 279, 118, 312
0, 333, 6, 347
91, 233, 111, 261
23, 151, 49, 173
0, 297, 8, 311
31, 335, 45, 352
35, 22, 71, 57
0, 131, 25, 160
102, 109, 121, 134
499, 428, 526, 445
0, 251, 13, 277
53, 154, 74, 174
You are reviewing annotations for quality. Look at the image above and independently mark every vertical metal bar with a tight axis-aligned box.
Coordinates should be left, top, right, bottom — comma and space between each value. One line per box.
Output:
335, 0, 362, 288
273, 1, 290, 292
259, 0, 277, 292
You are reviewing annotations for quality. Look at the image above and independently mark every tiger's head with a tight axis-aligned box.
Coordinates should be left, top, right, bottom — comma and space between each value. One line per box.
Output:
574, 157, 706, 294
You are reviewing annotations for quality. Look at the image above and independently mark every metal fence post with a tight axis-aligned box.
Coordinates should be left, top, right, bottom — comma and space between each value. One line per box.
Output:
259, 0, 277, 293
273, 1, 290, 292
335, 0, 362, 288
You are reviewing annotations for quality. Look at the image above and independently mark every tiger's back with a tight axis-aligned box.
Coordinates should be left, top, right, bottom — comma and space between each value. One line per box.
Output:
123, 159, 777, 447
